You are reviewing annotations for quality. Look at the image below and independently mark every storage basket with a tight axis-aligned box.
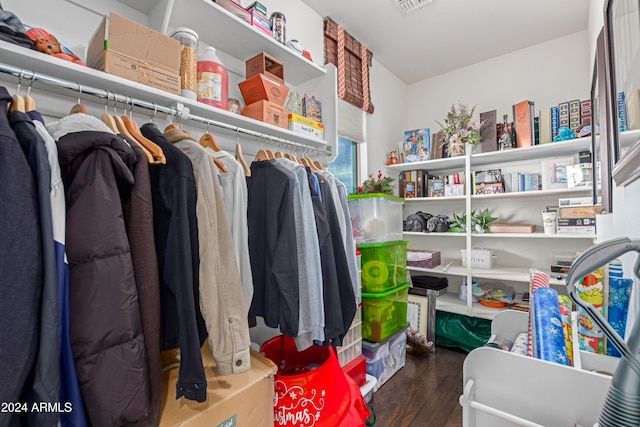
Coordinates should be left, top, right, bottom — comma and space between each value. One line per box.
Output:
362, 283, 410, 343
406, 250, 441, 269
348, 194, 404, 244
359, 240, 408, 293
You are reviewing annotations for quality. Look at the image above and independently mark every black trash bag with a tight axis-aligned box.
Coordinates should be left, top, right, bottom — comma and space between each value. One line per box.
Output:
435, 311, 491, 353
403, 211, 432, 232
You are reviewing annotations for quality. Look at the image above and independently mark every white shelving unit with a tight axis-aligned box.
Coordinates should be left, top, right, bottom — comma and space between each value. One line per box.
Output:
461, 310, 619, 426
0, 0, 339, 159
390, 140, 603, 319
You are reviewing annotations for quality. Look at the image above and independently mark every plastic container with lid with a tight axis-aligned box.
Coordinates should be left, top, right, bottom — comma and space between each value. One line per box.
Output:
197, 46, 228, 110
347, 193, 404, 244
170, 27, 199, 99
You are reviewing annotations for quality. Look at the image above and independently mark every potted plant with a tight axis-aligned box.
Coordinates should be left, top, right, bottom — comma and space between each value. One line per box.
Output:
436, 102, 484, 157
355, 171, 395, 195
448, 208, 498, 233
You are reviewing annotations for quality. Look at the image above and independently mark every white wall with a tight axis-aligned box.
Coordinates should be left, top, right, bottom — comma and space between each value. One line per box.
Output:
589, 0, 605, 62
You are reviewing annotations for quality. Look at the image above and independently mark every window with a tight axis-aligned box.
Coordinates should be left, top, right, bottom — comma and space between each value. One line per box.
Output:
329, 137, 358, 192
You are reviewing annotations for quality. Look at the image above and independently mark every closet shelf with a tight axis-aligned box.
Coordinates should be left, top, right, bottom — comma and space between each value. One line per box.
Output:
404, 196, 466, 203
472, 232, 596, 239
404, 231, 466, 237
168, 0, 326, 86
0, 41, 331, 154
408, 263, 565, 286
471, 186, 593, 200
387, 156, 466, 173
435, 293, 508, 320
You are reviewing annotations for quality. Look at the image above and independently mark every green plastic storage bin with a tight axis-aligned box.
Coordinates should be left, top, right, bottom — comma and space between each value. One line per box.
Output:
359, 240, 408, 293
362, 282, 410, 343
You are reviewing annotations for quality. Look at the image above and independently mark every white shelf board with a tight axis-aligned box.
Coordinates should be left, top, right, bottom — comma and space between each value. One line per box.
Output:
472, 138, 592, 167
387, 156, 466, 173
434, 293, 508, 321
404, 196, 466, 203
168, 0, 326, 85
404, 232, 466, 237
471, 187, 592, 200
473, 232, 596, 239
0, 41, 329, 152
408, 262, 467, 277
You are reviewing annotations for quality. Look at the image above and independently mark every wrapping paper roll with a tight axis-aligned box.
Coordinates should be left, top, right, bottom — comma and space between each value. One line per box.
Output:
607, 271, 633, 358
528, 270, 550, 356
533, 287, 570, 365
558, 295, 573, 366
576, 266, 605, 354
510, 332, 528, 356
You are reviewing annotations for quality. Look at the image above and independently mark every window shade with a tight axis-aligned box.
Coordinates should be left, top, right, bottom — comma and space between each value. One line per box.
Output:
324, 17, 375, 114
338, 100, 366, 143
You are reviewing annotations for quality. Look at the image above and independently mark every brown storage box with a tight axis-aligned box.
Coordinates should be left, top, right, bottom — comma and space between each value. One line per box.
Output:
407, 250, 441, 269
242, 100, 289, 128
214, 0, 251, 24
246, 52, 285, 84
160, 344, 276, 427
87, 12, 181, 95
489, 223, 536, 233
558, 205, 606, 219
239, 73, 290, 106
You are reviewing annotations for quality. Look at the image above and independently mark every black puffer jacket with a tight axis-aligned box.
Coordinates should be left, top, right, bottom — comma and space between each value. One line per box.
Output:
56, 125, 149, 427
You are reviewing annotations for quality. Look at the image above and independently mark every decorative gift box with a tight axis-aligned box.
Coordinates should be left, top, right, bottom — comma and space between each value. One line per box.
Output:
406, 250, 441, 269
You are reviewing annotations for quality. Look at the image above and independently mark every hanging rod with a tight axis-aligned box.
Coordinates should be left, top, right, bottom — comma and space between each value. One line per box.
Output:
0, 62, 327, 155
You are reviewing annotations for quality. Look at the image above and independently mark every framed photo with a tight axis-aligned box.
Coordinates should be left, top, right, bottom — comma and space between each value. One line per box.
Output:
403, 128, 431, 162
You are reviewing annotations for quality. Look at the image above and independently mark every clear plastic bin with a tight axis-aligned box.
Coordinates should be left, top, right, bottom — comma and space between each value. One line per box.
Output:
348, 193, 404, 244
362, 283, 409, 343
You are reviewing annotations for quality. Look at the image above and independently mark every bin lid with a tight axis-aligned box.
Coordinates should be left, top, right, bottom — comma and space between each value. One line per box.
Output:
362, 282, 410, 298
358, 240, 408, 249
348, 193, 405, 202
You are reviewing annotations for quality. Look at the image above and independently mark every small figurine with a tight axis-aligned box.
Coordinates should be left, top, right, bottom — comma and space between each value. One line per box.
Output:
386, 150, 399, 165
26, 28, 87, 66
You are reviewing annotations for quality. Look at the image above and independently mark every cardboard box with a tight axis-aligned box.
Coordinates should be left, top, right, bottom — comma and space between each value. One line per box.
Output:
239, 73, 289, 106
250, 10, 271, 30
558, 205, 605, 219
489, 223, 536, 233
160, 345, 276, 427
214, 0, 251, 24
246, 52, 285, 84
242, 100, 288, 128
87, 12, 181, 95
287, 113, 324, 139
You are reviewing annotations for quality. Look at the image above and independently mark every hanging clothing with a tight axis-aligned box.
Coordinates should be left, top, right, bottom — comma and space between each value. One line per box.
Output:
122, 140, 163, 427
140, 123, 207, 402
9, 110, 59, 427
334, 177, 359, 297
164, 128, 251, 375
248, 160, 300, 337
52, 114, 149, 426
210, 149, 254, 310
316, 171, 357, 345
0, 87, 42, 427
273, 159, 325, 349
29, 115, 87, 427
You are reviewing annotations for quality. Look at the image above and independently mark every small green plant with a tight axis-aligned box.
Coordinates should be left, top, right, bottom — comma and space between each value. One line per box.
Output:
448, 208, 498, 233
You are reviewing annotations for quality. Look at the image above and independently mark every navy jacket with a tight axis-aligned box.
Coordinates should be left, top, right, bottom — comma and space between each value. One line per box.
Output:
141, 124, 208, 402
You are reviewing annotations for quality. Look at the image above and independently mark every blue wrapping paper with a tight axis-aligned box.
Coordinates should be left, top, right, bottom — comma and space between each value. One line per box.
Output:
533, 287, 570, 365
607, 271, 632, 357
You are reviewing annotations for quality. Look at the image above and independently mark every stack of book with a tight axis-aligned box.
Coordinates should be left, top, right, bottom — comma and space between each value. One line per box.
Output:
398, 170, 465, 198
472, 169, 504, 195
556, 199, 605, 235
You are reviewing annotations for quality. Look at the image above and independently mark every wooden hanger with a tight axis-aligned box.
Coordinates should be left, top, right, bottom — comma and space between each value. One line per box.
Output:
24, 77, 36, 112
235, 142, 251, 177
254, 149, 271, 162
69, 84, 86, 115
274, 151, 284, 158
9, 94, 25, 113
199, 130, 222, 152
265, 149, 275, 159
122, 115, 166, 164
313, 160, 324, 170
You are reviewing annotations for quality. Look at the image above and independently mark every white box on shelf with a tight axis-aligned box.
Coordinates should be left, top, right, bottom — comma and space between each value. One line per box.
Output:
461, 248, 495, 269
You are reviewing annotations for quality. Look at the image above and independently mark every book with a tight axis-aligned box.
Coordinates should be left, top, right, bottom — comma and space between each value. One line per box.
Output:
569, 99, 581, 132
627, 89, 640, 130
534, 116, 540, 145
618, 91, 628, 131
473, 169, 504, 194
540, 156, 575, 190
580, 99, 592, 128
431, 130, 444, 160
479, 110, 497, 153
428, 177, 444, 197
404, 128, 431, 162
558, 102, 570, 130
415, 170, 428, 197
398, 172, 406, 197
404, 181, 417, 198
513, 100, 534, 148
302, 93, 322, 122
551, 106, 560, 140
539, 108, 551, 144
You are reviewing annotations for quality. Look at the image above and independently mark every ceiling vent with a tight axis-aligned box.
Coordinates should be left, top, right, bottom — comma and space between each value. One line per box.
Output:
393, 0, 433, 15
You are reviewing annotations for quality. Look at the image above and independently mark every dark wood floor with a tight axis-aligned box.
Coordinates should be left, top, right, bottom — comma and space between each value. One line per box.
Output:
368, 346, 468, 427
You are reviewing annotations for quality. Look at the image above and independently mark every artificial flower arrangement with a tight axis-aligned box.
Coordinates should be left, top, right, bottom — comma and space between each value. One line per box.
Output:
356, 171, 395, 195
436, 102, 483, 157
